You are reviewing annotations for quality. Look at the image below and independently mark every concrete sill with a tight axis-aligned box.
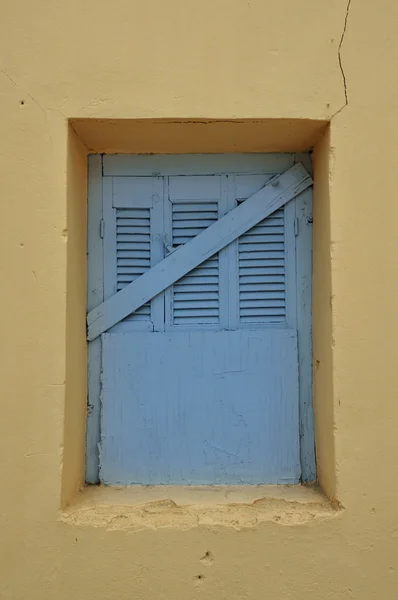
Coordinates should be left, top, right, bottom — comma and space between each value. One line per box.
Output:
61, 484, 341, 531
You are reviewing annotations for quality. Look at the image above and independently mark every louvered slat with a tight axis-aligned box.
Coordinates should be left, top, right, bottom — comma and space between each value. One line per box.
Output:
116, 208, 151, 320
238, 205, 286, 323
172, 201, 219, 325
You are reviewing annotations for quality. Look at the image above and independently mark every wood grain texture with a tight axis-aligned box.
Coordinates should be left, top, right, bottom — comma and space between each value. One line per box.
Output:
103, 153, 303, 177
86, 155, 103, 483
87, 163, 312, 340
295, 187, 316, 481
86, 154, 316, 485
100, 329, 300, 485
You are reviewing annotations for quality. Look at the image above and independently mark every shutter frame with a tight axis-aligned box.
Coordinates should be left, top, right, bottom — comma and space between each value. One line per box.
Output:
88, 164, 312, 340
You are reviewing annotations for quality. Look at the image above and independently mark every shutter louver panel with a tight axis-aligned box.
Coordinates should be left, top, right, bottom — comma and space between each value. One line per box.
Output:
116, 208, 151, 321
172, 201, 219, 325
238, 206, 286, 323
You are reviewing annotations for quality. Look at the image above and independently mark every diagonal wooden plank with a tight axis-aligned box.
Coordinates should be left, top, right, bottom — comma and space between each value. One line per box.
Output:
87, 163, 312, 340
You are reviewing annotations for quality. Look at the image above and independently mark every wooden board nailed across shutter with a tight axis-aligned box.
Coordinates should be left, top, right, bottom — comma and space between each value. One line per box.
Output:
116, 207, 151, 321
171, 201, 219, 325
238, 203, 286, 324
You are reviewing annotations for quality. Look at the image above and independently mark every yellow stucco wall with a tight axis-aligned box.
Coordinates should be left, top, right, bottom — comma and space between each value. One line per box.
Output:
1, 0, 398, 597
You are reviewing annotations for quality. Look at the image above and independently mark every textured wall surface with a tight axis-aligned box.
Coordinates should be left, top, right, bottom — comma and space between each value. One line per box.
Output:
1, 1, 398, 598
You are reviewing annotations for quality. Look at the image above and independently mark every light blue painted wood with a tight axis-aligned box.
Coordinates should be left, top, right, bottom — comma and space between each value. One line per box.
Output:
284, 197, 298, 329
112, 177, 154, 208
87, 164, 312, 340
295, 187, 316, 481
150, 177, 165, 332
86, 153, 316, 485
100, 329, 300, 485
86, 155, 104, 483
221, 176, 238, 330
103, 178, 116, 301
105, 177, 165, 333
218, 175, 231, 330
231, 174, 296, 328
103, 153, 310, 177
168, 175, 222, 328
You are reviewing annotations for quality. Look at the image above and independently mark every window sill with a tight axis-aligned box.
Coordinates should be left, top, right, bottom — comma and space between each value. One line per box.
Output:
61, 484, 341, 531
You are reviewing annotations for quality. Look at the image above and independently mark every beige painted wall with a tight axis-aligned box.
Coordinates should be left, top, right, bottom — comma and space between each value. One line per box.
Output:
1, 1, 398, 598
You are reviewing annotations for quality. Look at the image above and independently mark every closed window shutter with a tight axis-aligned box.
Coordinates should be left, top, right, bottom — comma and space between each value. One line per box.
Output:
171, 201, 220, 325
238, 204, 286, 324
116, 206, 151, 322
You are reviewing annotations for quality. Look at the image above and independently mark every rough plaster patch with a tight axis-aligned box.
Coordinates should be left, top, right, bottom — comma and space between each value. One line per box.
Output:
61, 485, 341, 531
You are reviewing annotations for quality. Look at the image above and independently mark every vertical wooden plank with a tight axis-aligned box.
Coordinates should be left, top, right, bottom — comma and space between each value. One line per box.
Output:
218, 175, 230, 329
225, 175, 239, 330
284, 199, 298, 330
103, 178, 116, 301
295, 187, 316, 481
163, 177, 173, 329
150, 177, 165, 332
86, 155, 103, 483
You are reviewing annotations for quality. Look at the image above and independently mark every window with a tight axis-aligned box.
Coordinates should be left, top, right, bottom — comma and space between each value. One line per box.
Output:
86, 154, 315, 485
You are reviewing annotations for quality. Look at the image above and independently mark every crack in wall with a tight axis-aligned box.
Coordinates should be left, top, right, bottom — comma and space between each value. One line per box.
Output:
333, 0, 352, 118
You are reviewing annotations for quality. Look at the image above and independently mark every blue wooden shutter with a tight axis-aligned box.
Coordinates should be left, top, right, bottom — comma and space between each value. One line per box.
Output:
233, 175, 289, 326
106, 177, 164, 330
238, 206, 285, 323
89, 158, 314, 486
167, 176, 222, 327
116, 206, 151, 320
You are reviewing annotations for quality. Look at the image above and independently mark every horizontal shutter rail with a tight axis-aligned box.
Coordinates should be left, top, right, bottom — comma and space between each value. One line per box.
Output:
117, 234, 150, 243
174, 291, 219, 300
173, 211, 217, 220
239, 235, 283, 244
241, 307, 285, 319
239, 250, 284, 259
117, 218, 150, 226
239, 242, 284, 252
118, 258, 151, 266
118, 268, 148, 276
241, 266, 284, 275
240, 315, 286, 323
117, 250, 150, 259
171, 202, 219, 211
240, 259, 284, 268
247, 225, 284, 236
240, 299, 286, 308
116, 209, 151, 219
117, 243, 151, 252
174, 283, 218, 293
240, 276, 285, 285
240, 291, 285, 300
174, 299, 219, 309
116, 226, 150, 235
175, 275, 218, 286
174, 308, 219, 316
